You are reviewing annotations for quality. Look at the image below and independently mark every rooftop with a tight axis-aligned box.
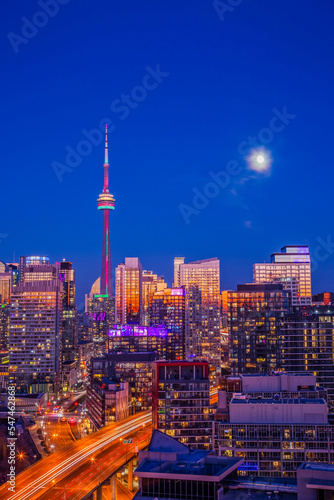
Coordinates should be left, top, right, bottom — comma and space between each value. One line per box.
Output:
240, 372, 315, 378
92, 352, 159, 363
186, 257, 219, 265
136, 430, 243, 482
231, 397, 326, 405
299, 462, 334, 472
14, 393, 45, 399
237, 283, 284, 292
137, 456, 242, 479
222, 476, 297, 499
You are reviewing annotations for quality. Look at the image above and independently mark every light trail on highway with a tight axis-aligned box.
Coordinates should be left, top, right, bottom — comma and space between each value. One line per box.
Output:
38, 428, 151, 499
0, 411, 151, 500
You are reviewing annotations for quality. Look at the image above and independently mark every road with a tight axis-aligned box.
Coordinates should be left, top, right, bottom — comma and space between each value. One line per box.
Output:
35, 418, 76, 453
36, 428, 150, 500
115, 480, 135, 500
0, 411, 151, 500
59, 391, 86, 412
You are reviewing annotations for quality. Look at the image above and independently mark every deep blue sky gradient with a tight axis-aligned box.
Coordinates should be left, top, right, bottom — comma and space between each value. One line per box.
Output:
1, 0, 334, 307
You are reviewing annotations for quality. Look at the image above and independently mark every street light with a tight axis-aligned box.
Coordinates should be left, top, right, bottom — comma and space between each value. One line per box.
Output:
51, 481, 67, 500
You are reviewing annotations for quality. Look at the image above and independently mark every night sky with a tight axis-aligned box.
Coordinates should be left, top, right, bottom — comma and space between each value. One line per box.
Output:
1, 0, 334, 307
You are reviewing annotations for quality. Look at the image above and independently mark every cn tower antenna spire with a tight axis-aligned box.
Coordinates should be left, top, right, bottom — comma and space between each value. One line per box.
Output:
105, 124, 108, 165
103, 124, 109, 193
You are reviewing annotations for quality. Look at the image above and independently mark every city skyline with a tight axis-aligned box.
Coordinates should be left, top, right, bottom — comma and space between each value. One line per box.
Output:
0, 244, 330, 309
2, 2, 334, 498
2, 1, 334, 304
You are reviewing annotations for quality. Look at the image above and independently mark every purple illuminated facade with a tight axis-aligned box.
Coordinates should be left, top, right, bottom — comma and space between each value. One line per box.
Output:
97, 126, 115, 296
107, 324, 167, 359
109, 325, 167, 337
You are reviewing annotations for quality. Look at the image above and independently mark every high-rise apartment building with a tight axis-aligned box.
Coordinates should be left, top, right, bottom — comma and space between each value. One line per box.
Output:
87, 378, 129, 429
90, 352, 158, 412
150, 287, 186, 360
152, 361, 212, 449
228, 283, 290, 376
281, 306, 334, 408
116, 258, 143, 324
0, 304, 10, 352
0, 264, 13, 352
142, 270, 166, 326
9, 274, 62, 393
85, 293, 114, 356
179, 258, 221, 374
0, 269, 11, 304
254, 245, 311, 306
173, 257, 185, 288
59, 260, 77, 362
7, 263, 19, 287
221, 290, 233, 330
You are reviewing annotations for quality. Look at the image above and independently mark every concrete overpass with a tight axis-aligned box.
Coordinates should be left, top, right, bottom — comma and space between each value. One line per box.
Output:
0, 411, 151, 500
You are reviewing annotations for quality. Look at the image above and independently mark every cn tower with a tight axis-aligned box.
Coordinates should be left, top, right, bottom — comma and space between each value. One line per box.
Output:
97, 125, 115, 295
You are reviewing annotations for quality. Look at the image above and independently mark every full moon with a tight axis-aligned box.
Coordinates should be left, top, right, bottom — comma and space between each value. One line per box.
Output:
246, 148, 272, 173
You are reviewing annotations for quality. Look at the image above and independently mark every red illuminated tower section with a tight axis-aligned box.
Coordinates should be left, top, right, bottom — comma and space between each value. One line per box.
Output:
97, 125, 115, 296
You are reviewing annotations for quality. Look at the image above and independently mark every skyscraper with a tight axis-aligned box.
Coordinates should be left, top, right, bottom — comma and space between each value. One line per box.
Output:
90, 351, 158, 412
59, 260, 77, 362
9, 266, 62, 393
254, 245, 311, 306
116, 258, 143, 324
19, 256, 50, 282
97, 125, 115, 296
221, 290, 233, 330
85, 292, 114, 355
150, 287, 186, 360
228, 283, 290, 375
173, 257, 185, 288
7, 263, 19, 287
179, 258, 221, 374
0, 263, 14, 352
0, 304, 9, 352
0, 268, 11, 304
281, 306, 334, 408
142, 270, 166, 326
152, 361, 212, 449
